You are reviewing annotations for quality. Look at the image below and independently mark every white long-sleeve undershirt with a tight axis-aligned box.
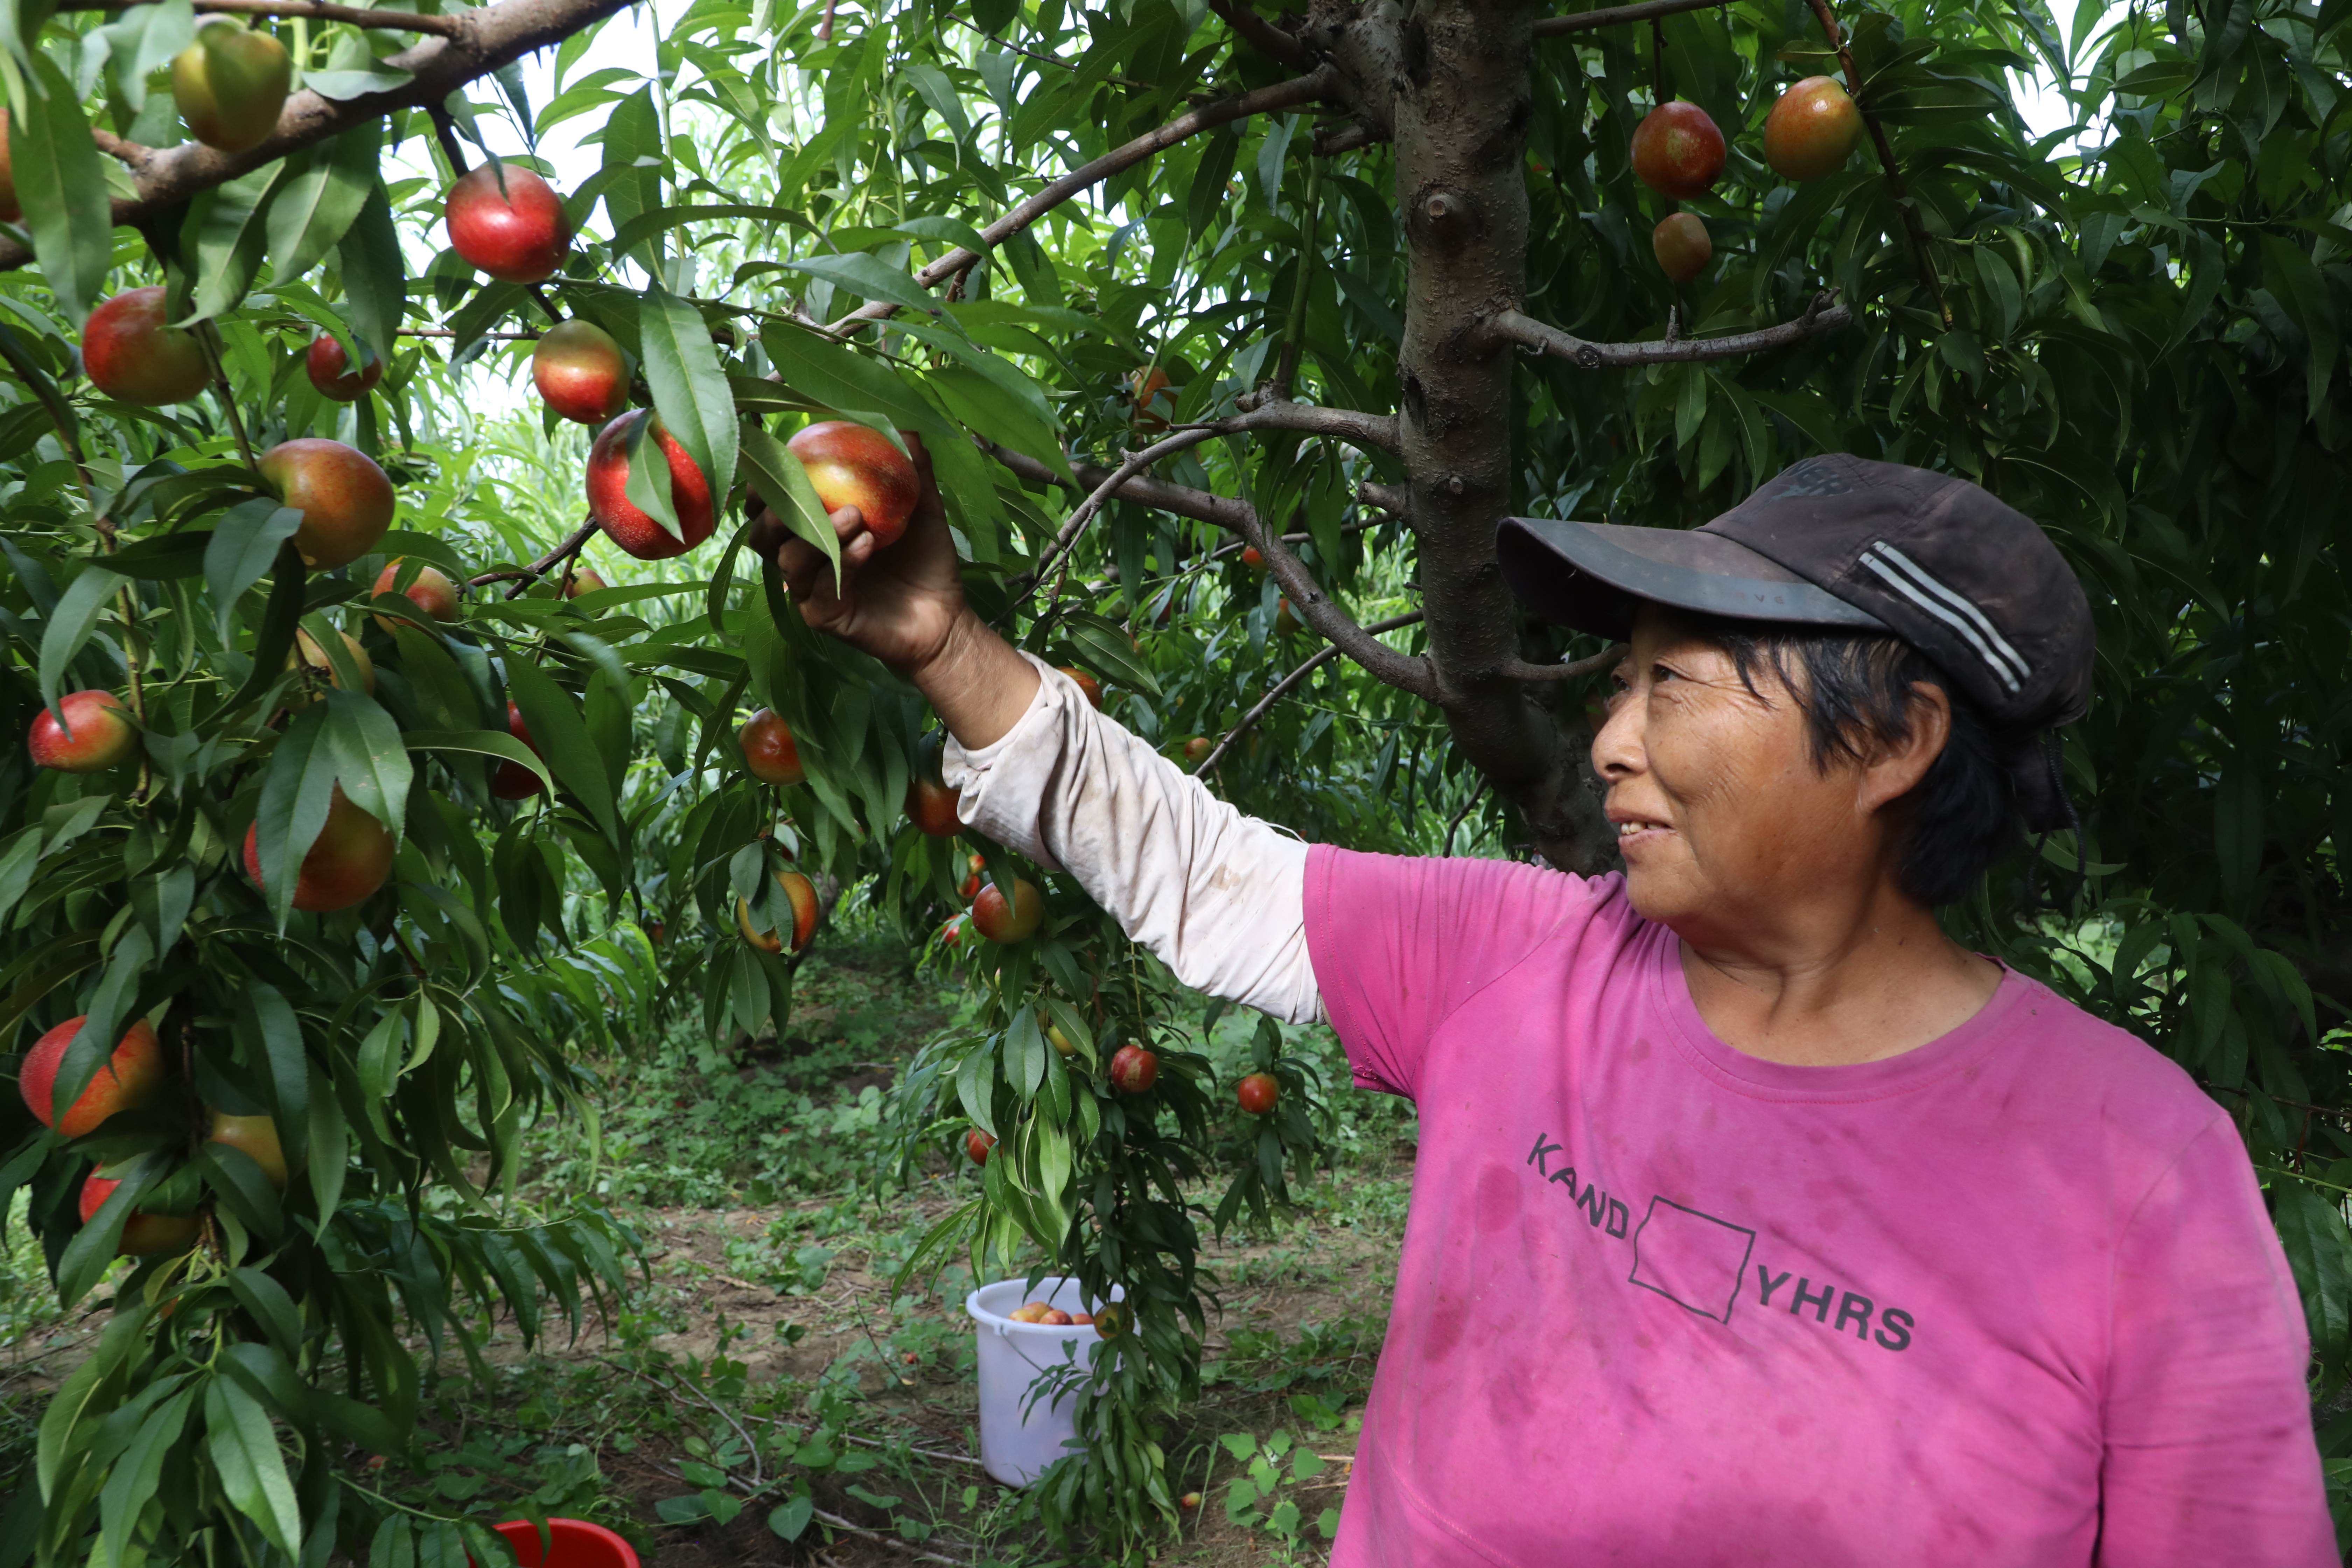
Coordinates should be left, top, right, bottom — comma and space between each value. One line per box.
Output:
941, 655, 1324, 1024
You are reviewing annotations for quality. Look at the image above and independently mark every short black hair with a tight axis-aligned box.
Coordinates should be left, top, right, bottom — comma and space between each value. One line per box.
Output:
1665, 611, 2032, 906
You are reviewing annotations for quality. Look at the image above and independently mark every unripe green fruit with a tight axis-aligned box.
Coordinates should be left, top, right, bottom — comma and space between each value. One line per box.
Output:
172, 20, 292, 155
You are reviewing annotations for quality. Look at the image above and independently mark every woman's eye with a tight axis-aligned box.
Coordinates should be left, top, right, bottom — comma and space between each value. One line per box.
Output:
1652, 664, 1679, 683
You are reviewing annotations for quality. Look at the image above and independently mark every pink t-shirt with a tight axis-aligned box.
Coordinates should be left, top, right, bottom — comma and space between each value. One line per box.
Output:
1304, 847, 2332, 1567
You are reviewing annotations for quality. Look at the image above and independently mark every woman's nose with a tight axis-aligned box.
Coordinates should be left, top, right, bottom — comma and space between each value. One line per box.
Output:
1590, 694, 1643, 780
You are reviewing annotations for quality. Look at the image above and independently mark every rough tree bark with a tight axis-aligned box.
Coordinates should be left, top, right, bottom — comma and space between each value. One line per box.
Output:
1327, 0, 1622, 873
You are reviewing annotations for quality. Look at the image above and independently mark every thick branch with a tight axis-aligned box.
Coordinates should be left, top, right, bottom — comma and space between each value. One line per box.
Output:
107, 0, 453, 29
0, 0, 631, 271
56, 0, 466, 32
827, 67, 1339, 332
1191, 400, 1400, 454
1019, 427, 1225, 597
1204, 0, 1316, 70
1488, 294, 1850, 368
1234, 507, 1437, 700
1197, 611, 1424, 773
1531, 0, 1731, 37
1503, 646, 1623, 682
982, 441, 1255, 533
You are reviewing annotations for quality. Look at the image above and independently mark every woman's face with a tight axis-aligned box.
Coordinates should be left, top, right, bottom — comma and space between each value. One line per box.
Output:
1591, 607, 1937, 946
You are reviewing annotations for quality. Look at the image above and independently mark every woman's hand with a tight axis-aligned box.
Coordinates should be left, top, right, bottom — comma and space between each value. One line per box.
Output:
757, 431, 964, 678
753, 430, 1040, 748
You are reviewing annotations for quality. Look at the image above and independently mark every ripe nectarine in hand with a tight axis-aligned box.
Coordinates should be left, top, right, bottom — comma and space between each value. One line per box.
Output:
787, 421, 920, 546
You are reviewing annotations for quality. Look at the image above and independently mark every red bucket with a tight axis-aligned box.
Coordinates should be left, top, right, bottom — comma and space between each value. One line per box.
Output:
483, 1519, 638, 1568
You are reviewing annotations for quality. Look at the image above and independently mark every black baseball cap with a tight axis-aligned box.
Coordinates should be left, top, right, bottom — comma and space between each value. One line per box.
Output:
1497, 455, 2094, 732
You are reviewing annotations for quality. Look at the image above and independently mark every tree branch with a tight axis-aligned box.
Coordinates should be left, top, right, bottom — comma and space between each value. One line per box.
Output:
1531, 0, 1733, 37
0, 0, 632, 272
1196, 610, 1423, 773
467, 517, 597, 596
1204, 0, 1317, 70
826, 66, 1339, 332
1236, 505, 1437, 700
981, 441, 1255, 533
1018, 427, 1225, 599
1190, 400, 1399, 454
1502, 645, 1623, 682
55, 0, 467, 33
1488, 293, 1850, 368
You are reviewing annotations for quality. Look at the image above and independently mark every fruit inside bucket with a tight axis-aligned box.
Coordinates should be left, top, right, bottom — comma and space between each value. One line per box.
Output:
478, 1518, 638, 1568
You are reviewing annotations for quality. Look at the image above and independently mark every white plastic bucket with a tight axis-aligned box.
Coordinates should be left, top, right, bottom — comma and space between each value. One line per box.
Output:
965, 1276, 1124, 1488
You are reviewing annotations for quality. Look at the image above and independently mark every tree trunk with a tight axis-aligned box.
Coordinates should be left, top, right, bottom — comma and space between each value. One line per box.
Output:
1386, 0, 1620, 874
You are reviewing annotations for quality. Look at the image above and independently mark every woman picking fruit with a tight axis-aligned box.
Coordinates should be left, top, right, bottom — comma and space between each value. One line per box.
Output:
758, 444, 2331, 1562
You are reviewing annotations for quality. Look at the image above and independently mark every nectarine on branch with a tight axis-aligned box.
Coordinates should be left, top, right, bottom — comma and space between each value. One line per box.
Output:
0, 0, 634, 272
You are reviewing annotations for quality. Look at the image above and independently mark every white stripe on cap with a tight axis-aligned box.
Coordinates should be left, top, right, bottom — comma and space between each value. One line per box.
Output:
1864, 542, 2033, 685
1860, 545, 2025, 694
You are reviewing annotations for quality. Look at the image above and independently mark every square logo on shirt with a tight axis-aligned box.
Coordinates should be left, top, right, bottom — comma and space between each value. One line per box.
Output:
1628, 1197, 1756, 1324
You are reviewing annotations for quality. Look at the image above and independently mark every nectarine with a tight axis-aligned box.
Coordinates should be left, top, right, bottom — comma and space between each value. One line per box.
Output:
971, 877, 1042, 943
737, 868, 818, 954
28, 691, 135, 772
443, 162, 572, 285
587, 410, 715, 559
260, 438, 395, 570
20, 1016, 163, 1135
306, 335, 382, 401
1630, 100, 1725, 200
532, 319, 630, 424
243, 784, 396, 912
786, 422, 919, 547
739, 708, 803, 786
79, 1171, 201, 1258
82, 287, 211, 406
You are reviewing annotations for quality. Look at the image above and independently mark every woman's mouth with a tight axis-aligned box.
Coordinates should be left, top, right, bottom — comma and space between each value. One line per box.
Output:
1612, 816, 1672, 852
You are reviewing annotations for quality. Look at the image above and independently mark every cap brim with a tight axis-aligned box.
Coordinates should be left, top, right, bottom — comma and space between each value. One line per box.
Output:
1496, 517, 1891, 640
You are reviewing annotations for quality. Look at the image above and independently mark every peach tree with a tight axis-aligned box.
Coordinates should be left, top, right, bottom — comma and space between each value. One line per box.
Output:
6, 0, 2352, 1559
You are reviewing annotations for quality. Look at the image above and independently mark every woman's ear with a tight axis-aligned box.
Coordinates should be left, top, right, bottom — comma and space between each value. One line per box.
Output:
1856, 681, 1952, 815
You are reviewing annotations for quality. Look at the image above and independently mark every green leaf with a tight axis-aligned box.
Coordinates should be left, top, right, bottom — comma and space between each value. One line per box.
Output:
253, 705, 339, 928
242, 982, 309, 1171
304, 65, 414, 99
37, 565, 124, 718
336, 180, 407, 358
2279, 1178, 2352, 1371
205, 1376, 304, 1557
504, 656, 622, 842
639, 282, 739, 519
737, 419, 839, 578
100, 1385, 196, 1563
266, 118, 381, 282
767, 1497, 814, 1540
322, 689, 411, 840
782, 251, 948, 316
205, 498, 305, 638
402, 728, 554, 794
182, 164, 286, 326
13, 54, 112, 321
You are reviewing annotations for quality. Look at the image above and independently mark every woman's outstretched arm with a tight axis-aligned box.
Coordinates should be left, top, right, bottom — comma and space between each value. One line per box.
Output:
762, 436, 1320, 1022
